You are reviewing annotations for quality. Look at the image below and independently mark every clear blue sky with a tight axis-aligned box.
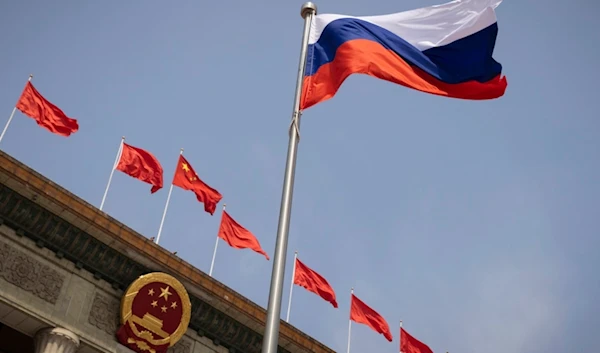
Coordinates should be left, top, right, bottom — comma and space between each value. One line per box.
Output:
1, 1, 598, 352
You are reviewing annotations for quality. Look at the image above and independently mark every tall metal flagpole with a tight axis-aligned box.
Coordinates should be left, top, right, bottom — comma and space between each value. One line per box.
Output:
99, 136, 125, 211
0, 74, 33, 145
347, 288, 354, 353
285, 251, 298, 322
261, 3, 316, 353
209, 203, 225, 277
155, 148, 184, 245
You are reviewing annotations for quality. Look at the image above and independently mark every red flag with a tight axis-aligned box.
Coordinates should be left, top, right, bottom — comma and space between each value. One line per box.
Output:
116, 143, 164, 193
350, 294, 393, 342
16, 82, 79, 136
218, 210, 269, 260
172, 155, 222, 215
293, 258, 338, 308
400, 328, 434, 353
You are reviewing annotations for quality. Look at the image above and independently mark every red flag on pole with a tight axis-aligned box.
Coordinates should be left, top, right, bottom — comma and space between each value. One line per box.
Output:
116, 143, 164, 193
350, 294, 393, 342
172, 155, 222, 215
400, 328, 434, 353
218, 210, 269, 260
16, 82, 79, 136
293, 258, 338, 308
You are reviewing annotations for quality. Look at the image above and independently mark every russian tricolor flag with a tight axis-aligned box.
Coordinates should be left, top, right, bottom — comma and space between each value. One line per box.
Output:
300, 0, 507, 109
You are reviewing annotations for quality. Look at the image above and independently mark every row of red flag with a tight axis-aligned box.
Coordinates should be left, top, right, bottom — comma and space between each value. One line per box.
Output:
117, 143, 271, 260
7, 79, 270, 261
6, 80, 441, 353
292, 256, 436, 353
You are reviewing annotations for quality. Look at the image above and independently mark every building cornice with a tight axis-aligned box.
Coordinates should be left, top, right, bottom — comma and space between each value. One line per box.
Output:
0, 151, 334, 353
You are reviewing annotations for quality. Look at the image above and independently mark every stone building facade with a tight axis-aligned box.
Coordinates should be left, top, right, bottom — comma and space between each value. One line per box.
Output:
0, 150, 334, 353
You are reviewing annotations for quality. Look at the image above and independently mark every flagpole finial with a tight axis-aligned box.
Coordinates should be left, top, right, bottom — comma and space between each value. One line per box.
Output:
180, 148, 184, 152
28, 74, 33, 81
301, 2, 317, 18
294, 250, 298, 254
121, 136, 125, 140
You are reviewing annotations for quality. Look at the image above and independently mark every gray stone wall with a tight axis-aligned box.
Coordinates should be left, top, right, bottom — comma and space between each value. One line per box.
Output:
0, 224, 227, 353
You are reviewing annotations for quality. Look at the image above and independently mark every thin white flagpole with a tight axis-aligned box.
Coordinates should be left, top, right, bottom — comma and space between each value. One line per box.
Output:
0, 74, 33, 145
399, 320, 403, 353
285, 251, 298, 322
261, 3, 316, 352
155, 148, 184, 245
209, 204, 225, 277
347, 288, 354, 353
99, 136, 125, 211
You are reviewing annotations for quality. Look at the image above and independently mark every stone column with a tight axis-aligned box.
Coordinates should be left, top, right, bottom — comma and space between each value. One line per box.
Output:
34, 327, 80, 353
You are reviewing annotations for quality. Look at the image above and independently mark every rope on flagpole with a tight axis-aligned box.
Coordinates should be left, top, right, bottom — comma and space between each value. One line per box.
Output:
155, 148, 184, 245
285, 251, 298, 322
99, 136, 125, 211
0, 74, 33, 145
209, 203, 225, 276
288, 111, 301, 142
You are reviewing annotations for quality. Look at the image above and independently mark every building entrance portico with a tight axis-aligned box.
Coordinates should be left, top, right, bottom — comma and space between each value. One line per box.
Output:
0, 298, 100, 353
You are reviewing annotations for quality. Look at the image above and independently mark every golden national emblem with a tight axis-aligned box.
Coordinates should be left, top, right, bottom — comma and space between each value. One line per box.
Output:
116, 272, 191, 353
